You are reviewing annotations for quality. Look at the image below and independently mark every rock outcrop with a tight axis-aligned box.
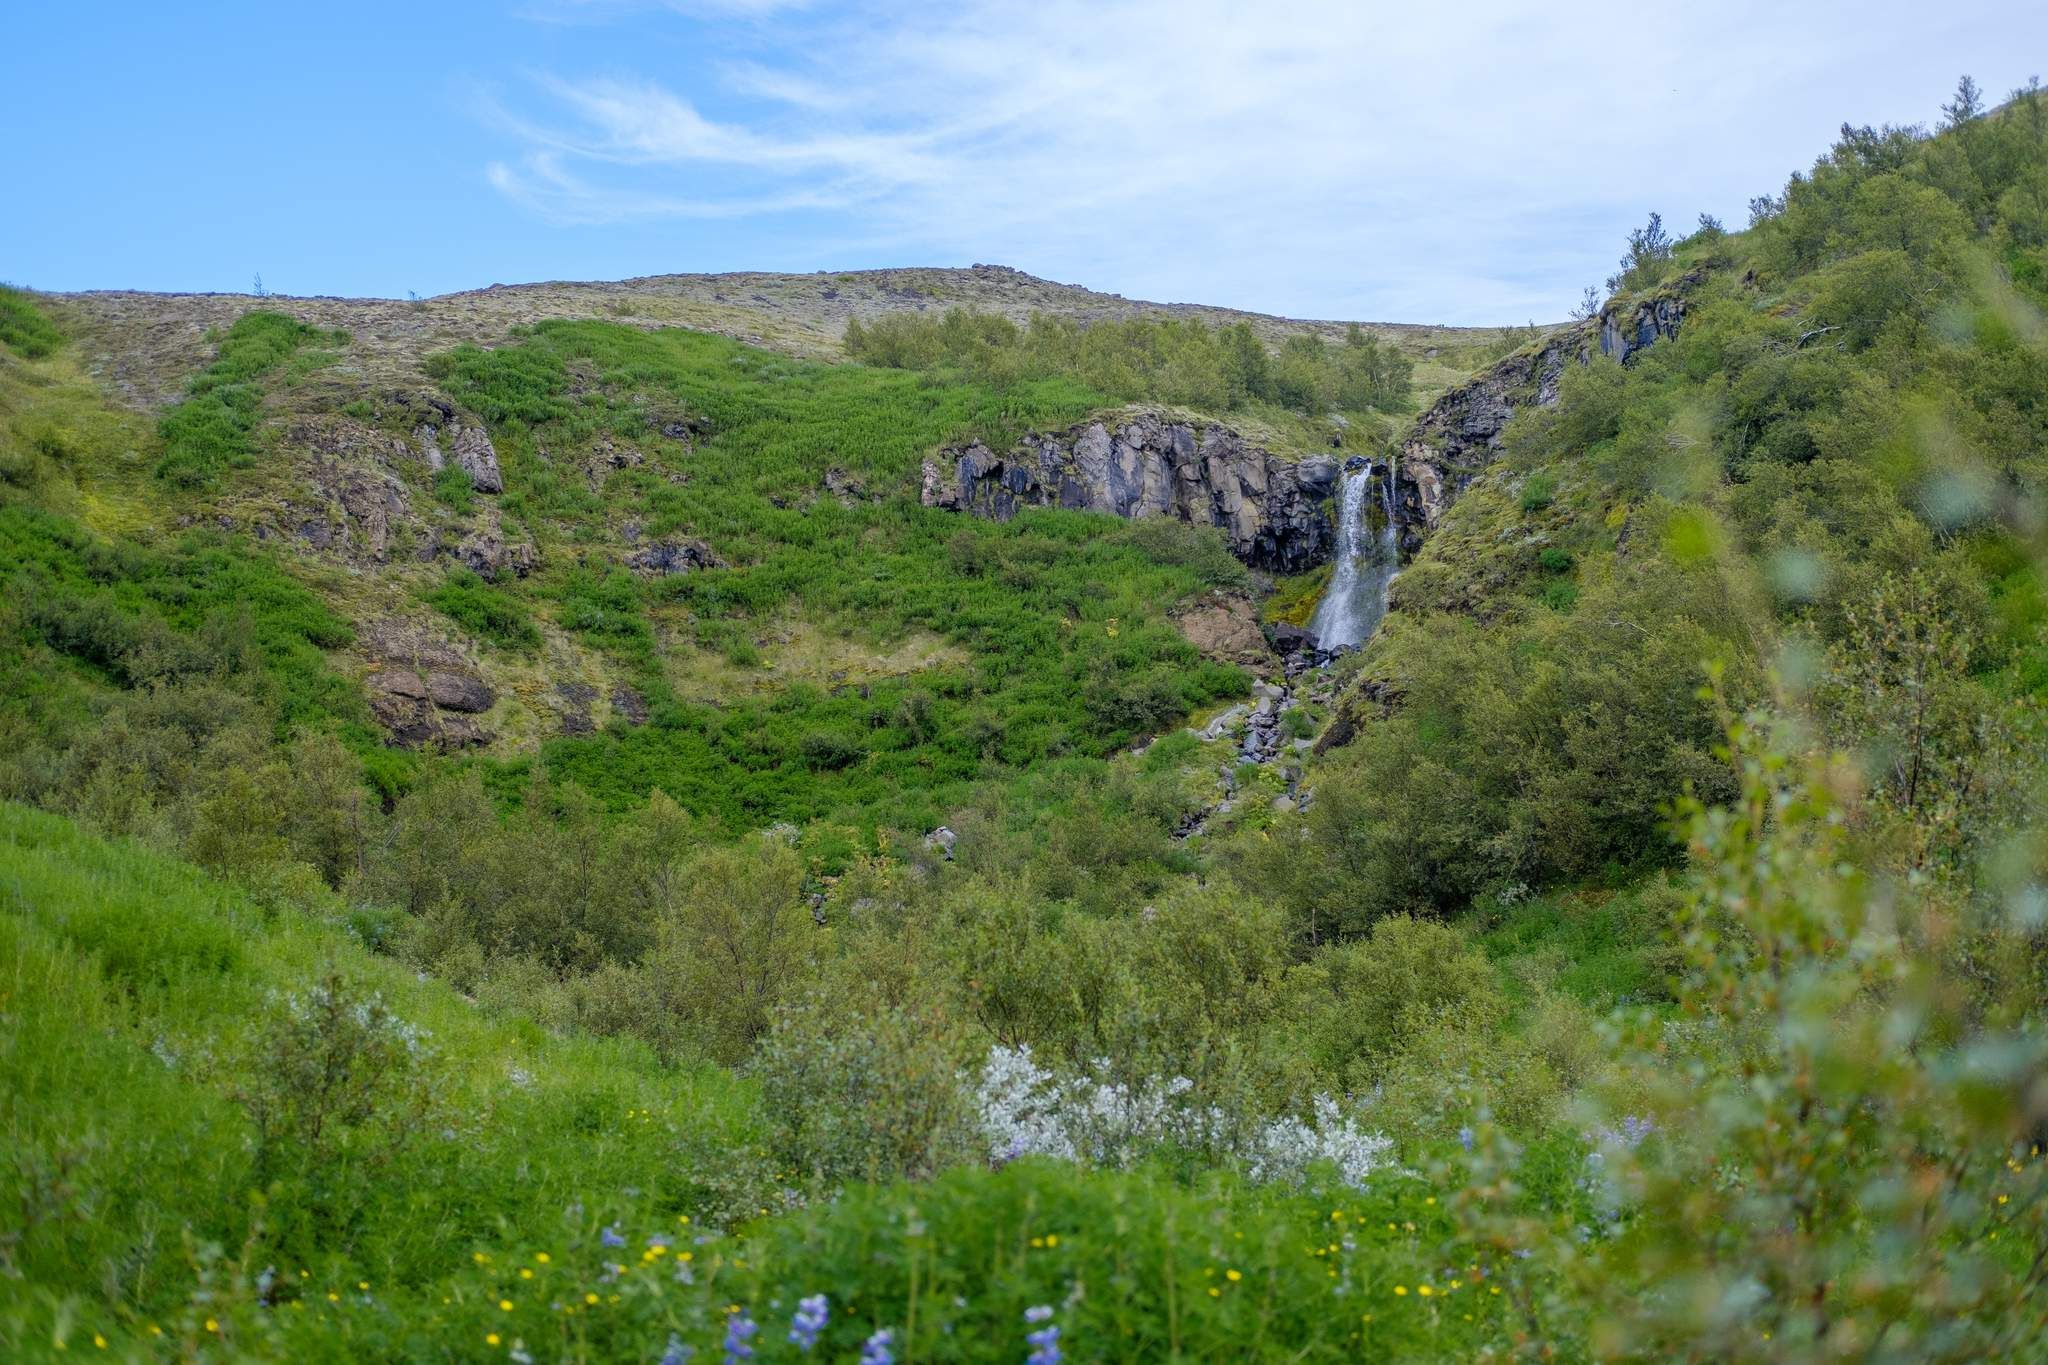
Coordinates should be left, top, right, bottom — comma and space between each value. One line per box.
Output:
449, 523, 537, 580
1172, 591, 1279, 671
624, 536, 725, 577
923, 413, 1340, 572
360, 621, 496, 750
415, 415, 504, 493
1394, 282, 1693, 553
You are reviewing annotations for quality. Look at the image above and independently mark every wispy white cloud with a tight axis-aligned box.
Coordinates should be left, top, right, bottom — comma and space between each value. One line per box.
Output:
483, 0, 2044, 321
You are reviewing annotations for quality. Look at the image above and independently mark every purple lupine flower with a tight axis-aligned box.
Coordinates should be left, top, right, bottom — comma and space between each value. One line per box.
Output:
601, 1224, 627, 1248
724, 1310, 758, 1364
859, 1328, 896, 1365
789, 1294, 829, 1351
1027, 1324, 1062, 1365
1023, 1305, 1055, 1324
1458, 1126, 1475, 1153
659, 1333, 695, 1365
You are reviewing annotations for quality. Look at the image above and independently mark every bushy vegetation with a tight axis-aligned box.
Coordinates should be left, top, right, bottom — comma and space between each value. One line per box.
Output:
1, 77, 2046, 1362
421, 321, 1249, 829
423, 568, 540, 651
846, 309, 1415, 417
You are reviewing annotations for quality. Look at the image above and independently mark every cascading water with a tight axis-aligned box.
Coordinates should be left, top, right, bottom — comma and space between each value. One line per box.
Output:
1306, 456, 1401, 650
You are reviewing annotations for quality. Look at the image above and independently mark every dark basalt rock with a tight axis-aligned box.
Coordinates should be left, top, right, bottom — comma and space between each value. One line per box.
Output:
1395, 277, 1695, 555
452, 528, 537, 580
610, 685, 649, 726
361, 623, 496, 749
625, 537, 725, 576
425, 669, 495, 714
923, 412, 1339, 572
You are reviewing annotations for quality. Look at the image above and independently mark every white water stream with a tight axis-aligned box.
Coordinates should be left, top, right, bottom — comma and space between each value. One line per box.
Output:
1306, 458, 1400, 650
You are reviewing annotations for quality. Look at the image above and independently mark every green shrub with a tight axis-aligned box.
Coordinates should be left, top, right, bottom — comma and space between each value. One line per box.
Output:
430, 462, 475, 513
236, 968, 436, 1191
422, 569, 540, 650
1303, 915, 1506, 1088
753, 996, 979, 1188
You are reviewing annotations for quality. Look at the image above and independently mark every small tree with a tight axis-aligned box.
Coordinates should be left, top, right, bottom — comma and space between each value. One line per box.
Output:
1455, 693, 2048, 1357
1607, 212, 1674, 293
1941, 73, 1985, 129
237, 969, 432, 1188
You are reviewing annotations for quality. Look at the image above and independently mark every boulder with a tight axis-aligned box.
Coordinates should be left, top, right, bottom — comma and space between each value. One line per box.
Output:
448, 424, 503, 493
1172, 591, 1279, 670
425, 669, 494, 713
361, 623, 496, 748
823, 466, 868, 504
366, 668, 494, 750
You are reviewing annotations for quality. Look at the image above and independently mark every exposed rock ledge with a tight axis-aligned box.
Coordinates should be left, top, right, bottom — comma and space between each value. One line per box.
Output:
922, 412, 1340, 572
1392, 282, 1693, 554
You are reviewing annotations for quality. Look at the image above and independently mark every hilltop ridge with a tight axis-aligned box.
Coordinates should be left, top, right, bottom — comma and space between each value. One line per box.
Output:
46, 264, 1526, 414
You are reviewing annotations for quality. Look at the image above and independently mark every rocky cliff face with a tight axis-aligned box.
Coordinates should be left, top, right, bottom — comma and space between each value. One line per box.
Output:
922, 413, 1340, 572
1392, 283, 1692, 554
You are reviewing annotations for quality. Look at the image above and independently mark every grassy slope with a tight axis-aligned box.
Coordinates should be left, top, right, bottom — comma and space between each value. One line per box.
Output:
0, 802, 1554, 1362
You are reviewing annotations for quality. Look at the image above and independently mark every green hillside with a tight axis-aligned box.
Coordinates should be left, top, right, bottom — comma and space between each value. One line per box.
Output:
2, 77, 2047, 1361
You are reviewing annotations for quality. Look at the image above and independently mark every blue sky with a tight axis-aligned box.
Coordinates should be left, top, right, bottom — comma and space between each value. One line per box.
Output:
4, 2, 2041, 324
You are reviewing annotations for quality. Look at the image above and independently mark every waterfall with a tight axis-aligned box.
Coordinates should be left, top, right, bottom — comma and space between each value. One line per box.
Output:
1306, 455, 1400, 651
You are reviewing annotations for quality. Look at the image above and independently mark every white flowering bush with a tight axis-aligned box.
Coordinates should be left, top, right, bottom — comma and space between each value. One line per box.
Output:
974, 1045, 1395, 1189
237, 971, 437, 1187
1243, 1093, 1397, 1189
